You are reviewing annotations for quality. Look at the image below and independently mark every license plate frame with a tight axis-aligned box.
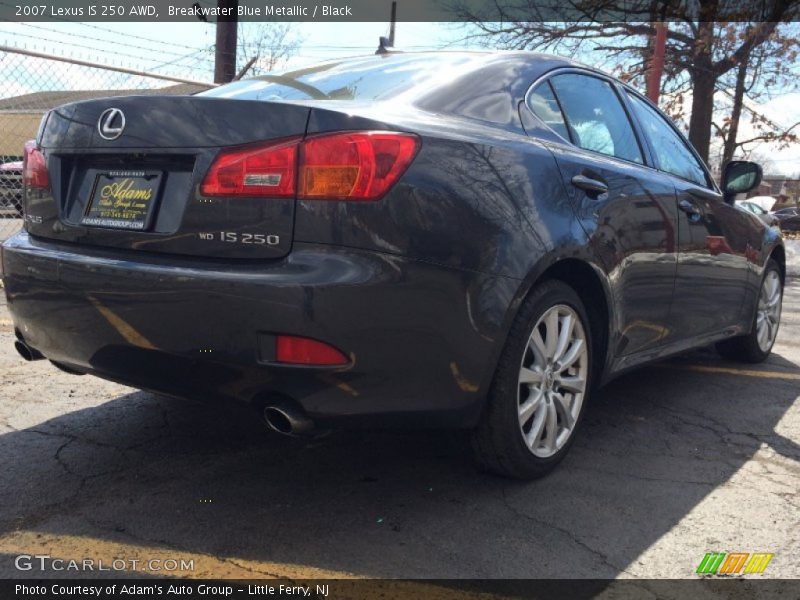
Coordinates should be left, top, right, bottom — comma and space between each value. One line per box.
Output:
82, 170, 163, 230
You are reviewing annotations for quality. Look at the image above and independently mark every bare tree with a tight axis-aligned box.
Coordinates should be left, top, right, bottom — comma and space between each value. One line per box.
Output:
451, 0, 800, 164
713, 25, 800, 169
236, 23, 303, 78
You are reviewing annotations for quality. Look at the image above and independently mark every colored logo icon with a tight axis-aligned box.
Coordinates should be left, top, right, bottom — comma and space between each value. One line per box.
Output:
696, 552, 774, 575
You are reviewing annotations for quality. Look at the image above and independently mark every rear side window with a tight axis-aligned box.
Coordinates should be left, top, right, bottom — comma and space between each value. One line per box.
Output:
626, 92, 709, 187
549, 74, 643, 164
527, 82, 569, 141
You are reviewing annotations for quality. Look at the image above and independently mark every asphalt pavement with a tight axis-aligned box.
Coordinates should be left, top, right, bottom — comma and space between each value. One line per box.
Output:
0, 277, 798, 581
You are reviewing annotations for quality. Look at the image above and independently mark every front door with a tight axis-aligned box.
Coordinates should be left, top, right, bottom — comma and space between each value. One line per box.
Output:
527, 73, 679, 357
623, 92, 750, 341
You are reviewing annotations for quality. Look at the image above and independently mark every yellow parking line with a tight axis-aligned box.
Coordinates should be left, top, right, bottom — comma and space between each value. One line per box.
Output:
664, 363, 800, 381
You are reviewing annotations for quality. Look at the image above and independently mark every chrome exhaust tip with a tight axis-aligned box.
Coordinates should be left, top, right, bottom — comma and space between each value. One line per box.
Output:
14, 339, 44, 361
262, 401, 315, 436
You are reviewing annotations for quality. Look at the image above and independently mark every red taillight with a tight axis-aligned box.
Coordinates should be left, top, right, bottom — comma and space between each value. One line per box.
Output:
275, 335, 349, 366
200, 131, 419, 202
300, 132, 419, 201
23, 140, 49, 189
200, 138, 299, 197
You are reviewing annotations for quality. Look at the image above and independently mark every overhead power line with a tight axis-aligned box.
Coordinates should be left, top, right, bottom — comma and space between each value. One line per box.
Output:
0, 29, 212, 72
8, 22, 212, 60
0, 44, 216, 86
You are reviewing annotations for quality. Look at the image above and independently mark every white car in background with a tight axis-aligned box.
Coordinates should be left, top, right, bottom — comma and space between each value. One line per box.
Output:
0, 160, 22, 215
737, 195, 777, 211
736, 200, 780, 228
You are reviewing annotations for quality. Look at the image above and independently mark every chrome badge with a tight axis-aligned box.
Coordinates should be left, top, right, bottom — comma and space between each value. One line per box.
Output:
97, 108, 126, 140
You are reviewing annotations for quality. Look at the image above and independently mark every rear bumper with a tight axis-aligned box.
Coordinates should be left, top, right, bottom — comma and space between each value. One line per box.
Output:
1, 233, 513, 427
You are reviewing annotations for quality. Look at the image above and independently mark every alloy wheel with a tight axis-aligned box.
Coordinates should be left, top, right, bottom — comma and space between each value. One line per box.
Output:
517, 304, 588, 458
756, 270, 782, 352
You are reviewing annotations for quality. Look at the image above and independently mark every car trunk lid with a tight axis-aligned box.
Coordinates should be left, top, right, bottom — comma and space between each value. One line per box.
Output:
25, 96, 311, 260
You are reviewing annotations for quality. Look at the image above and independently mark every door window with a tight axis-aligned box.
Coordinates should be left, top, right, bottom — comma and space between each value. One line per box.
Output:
625, 92, 709, 187
527, 81, 570, 141
548, 74, 643, 164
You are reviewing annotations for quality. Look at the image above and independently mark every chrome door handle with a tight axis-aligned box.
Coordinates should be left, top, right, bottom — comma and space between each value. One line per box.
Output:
678, 198, 702, 221
571, 174, 608, 194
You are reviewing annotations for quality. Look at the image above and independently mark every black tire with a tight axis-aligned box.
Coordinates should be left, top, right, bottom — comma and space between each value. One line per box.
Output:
716, 259, 783, 363
471, 279, 593, 480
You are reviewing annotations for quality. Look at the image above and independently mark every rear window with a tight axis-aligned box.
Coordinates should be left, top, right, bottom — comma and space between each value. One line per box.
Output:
199, 55, 482, 103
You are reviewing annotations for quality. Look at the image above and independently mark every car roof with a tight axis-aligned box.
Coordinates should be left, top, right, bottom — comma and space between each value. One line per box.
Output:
270, 50, 589, 81
250, 51, 600, 130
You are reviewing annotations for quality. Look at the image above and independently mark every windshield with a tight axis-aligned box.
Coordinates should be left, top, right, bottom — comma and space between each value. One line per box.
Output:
198, 54, 483, 103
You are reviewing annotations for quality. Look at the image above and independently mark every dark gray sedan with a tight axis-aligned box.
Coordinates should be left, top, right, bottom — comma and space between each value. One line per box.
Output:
1, 52, 785, 478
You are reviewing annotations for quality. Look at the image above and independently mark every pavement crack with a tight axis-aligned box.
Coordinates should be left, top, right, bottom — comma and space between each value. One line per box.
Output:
222, 557, 286, 579
54, 438, 81, 478
567, 465, 715, 487
499, 486, 635, 577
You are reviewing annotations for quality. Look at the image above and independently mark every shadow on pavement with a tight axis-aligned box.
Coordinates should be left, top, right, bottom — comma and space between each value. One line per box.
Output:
0, 347, 798, 579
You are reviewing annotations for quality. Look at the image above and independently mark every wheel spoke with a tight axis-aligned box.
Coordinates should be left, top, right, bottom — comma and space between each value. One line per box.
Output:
542, 400, 558, 453
551, 392, 574, 429
768, 287, 781, 307
519, 367, 543, 385
768, 273, 779, 295
757, 322, 769, 348
544, 309, 559, 359
518, 389, 543, 426
525, 409, 547, 449
528, 329, 547, 366
557, 375, 585, 394
553, 313, 574, 363
556, 338, 585, 372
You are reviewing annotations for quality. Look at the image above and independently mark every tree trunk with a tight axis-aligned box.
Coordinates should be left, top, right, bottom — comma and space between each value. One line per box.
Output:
722, 57, 749, 167
688, 71, 716, 164
687, 21, 716, 164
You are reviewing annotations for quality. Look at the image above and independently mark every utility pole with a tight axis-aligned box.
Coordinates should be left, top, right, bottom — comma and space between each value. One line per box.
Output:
646, 22, 667, 103
214, 0, 238, 84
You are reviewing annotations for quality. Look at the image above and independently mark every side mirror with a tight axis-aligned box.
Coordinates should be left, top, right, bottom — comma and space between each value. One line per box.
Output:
722, 161, 762, 203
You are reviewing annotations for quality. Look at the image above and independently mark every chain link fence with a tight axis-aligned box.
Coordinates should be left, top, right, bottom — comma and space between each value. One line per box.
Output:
0, 46, 213, 240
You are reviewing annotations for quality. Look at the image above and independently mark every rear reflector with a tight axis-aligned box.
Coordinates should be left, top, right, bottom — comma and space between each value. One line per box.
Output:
201, 131, 419, 202
23, 140, 49, 189
275, 335, 349, 366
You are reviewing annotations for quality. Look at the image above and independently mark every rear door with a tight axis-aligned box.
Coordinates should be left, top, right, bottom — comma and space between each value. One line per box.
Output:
527, 72, 680, 358
624, 91, 751, 339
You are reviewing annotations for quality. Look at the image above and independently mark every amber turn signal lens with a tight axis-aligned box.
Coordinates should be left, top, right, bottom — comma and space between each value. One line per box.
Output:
300, 131, 420, 201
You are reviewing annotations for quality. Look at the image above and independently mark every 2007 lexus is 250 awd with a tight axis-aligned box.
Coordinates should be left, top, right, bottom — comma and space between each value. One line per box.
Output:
1, 52, 784, 479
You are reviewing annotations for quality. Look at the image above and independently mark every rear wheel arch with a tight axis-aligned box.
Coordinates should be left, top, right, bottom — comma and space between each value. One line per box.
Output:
535, 259, 611, 385
489, 257, 612, 392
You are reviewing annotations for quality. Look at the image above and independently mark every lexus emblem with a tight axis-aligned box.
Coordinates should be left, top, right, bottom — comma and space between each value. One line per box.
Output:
97, 108, 125, 140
